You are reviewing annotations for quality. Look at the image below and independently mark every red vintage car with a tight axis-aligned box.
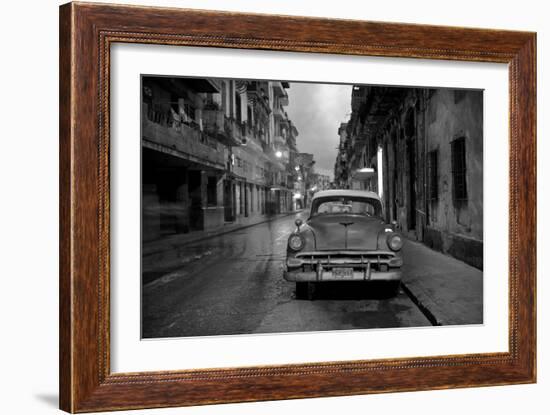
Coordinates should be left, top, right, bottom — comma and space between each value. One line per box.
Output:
284, 190, 403, 299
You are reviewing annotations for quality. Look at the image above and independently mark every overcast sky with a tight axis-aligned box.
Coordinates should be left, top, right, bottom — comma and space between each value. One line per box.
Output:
286, 82, 353, 180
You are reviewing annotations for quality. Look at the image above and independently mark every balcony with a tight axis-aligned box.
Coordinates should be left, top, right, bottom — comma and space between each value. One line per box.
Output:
271, 81, 286, 96
243, 123, 270, 153
279, 180, 289, 189
223, 117, 246, 146
274, 135, 286, 147
264, 175, 274, 187
273, 105, 286, 120
247, 82, 271, 112
240, 126, 265, 155
142, 104, 225, 169
287, 136, 298, 152
202, 110, 242, 147
205, 78, 221, 92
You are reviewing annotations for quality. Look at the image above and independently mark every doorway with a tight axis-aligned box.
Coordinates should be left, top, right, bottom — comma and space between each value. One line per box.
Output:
407, 139, 416, 231
223, 179, 234, 222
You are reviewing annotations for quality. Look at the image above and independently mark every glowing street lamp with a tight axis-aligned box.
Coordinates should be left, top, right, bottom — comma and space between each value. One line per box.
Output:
357, 167, 375, 174
275, 150, 283, 158
294, 166, 300, 171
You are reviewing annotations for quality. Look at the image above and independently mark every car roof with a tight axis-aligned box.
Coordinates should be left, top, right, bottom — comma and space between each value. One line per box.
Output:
311, 189, 381, 201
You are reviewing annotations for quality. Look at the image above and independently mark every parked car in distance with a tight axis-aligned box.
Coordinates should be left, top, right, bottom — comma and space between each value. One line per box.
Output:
284, 189, 403, 300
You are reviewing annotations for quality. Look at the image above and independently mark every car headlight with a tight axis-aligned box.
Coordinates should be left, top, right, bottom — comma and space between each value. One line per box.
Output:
387, 233, 403, 251
288, 234, 305, 251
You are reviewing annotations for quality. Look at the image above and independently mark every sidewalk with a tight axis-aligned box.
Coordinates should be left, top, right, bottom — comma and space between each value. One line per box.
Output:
400, 239, 483, 326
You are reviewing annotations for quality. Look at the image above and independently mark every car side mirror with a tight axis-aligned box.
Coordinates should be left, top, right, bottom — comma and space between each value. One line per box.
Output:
295, 219, 303, 229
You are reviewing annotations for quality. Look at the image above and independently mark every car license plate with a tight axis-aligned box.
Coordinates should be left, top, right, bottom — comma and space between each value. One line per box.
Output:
332, 267, 353, 279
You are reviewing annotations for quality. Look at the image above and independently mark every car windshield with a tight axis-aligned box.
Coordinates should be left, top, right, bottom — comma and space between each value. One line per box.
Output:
310, 196, 382, 217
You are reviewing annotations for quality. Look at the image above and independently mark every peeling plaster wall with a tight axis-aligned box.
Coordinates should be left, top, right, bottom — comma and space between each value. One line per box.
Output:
377, 88, 483, 268
424, 89, 484, 268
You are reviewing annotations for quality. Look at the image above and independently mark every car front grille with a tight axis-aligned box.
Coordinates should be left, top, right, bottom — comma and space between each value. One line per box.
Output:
292, 250, 400, 271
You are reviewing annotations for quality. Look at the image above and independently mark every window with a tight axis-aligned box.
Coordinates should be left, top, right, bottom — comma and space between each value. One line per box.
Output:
207, 176, 217, 207
182, 103, 196, 122
311, 197, 382, 218
451, 137, 467, 203
427, 149, 439, 200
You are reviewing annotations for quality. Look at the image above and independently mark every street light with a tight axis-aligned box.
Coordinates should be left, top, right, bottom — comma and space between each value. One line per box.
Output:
357, 167, 375, 174
377, 145, 384, 199
294, 166, 300, 171
275, 150, 283, 158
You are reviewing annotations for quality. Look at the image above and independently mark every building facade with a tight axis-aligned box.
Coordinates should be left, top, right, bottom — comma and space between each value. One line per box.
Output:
312, 172, 332, 193
294, 152, 316, 208
142, 77, 300, 241
334, 86, 483, 269
334, 122, 349, 189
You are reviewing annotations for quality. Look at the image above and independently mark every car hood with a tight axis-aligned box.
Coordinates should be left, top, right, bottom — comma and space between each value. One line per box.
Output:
306, 214, 384, 251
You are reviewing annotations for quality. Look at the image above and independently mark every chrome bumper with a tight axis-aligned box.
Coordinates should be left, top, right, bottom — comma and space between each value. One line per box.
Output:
284, 269, 401, 282
285, 250, 402, 282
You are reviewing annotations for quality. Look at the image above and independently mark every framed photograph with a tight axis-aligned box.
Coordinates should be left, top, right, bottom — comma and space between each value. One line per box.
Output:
59, 2, 536, 412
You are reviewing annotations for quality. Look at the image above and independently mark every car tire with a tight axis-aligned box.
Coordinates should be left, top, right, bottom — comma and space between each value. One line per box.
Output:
296, 282, 315, 300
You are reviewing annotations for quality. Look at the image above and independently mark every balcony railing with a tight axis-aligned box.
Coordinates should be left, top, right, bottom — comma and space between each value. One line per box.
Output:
224, 117, 246, 145
273, 105, 286, 119
242, 123, 270, 152
202, 110, 242, 147
202, 109, 224, 132
142, 104, 225, 168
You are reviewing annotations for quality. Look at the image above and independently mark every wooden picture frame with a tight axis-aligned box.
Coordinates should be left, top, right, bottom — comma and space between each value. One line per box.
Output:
59, 2, 536, 412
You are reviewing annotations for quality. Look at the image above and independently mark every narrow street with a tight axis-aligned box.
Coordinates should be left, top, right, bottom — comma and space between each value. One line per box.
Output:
140, 77, 485, 339
142, 212, 436, 338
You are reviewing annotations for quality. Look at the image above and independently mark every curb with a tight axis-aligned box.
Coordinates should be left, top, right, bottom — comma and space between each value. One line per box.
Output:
400, 282, 441, 326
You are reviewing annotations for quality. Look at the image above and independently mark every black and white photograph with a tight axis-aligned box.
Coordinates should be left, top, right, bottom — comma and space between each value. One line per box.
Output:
141, 76, 483, 339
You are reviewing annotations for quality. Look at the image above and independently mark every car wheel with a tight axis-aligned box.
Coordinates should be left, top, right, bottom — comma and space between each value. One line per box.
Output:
296, 282, 315, 300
